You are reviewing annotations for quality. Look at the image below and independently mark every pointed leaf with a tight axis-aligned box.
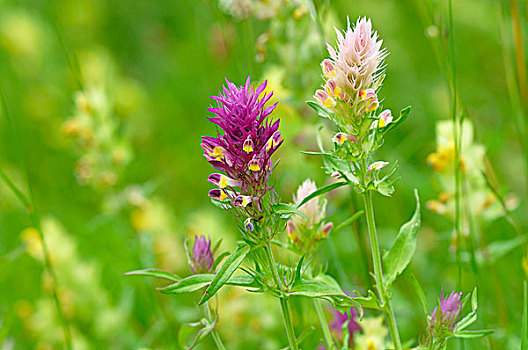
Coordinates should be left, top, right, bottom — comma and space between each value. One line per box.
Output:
159, 274, 214, 294
199, 243, 250, 304
296, 182, 348, 209
307, 101, 338, 120
383, 106, 410, 133
272, 203, 309, 221
382, 189, 421, 287
409, 274, 428, 316
333, 211, 364, 233
453, 329, 494, 338
159, 273, 257, 294
125, 268, 181, 282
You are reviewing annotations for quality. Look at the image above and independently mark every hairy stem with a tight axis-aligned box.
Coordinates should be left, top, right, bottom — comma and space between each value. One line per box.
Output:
362, 191, 402, 350
262, 243, 298, 350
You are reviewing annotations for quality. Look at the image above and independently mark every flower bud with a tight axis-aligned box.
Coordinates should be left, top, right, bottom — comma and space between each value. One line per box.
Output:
189, 235, 214, 274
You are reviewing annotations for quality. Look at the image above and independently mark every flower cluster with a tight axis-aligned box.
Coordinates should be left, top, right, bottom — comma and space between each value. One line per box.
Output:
187, 235, 215, 274
314, 17, 388, 130
62, 88, 132, 189
286, 179, 333, 255
426, 120, 513, 222
423, 290, 463, 349
202, 77, 283, 216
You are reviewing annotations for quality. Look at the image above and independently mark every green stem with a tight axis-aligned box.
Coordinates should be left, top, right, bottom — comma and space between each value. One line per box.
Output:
362, 191, 402, 350
262, 243, 298, 350
202, 303, 226, 350
313, 299, 334, 350
447, 0, 463, 290
279, 297, 298, 350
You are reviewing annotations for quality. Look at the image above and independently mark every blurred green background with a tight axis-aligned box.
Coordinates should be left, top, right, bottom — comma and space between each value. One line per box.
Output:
0, 0, 526, 349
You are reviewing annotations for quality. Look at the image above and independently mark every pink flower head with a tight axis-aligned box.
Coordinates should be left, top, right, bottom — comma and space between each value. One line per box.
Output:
315, 17, 387, 123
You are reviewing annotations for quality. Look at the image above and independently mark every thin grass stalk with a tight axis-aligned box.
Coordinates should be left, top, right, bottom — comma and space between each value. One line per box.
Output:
510, 0, 528, 203
45, 0, 84, 90
494, 0, 528, 206
522, 280, 528, 350
0, 91, 73, 350
446, 0, 464, 289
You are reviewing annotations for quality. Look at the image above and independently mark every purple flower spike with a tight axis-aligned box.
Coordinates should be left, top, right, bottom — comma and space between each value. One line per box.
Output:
429, 290, 463, 331
202, 77, 282, 213
190, 235, 214, 274
330, 307, 360, 342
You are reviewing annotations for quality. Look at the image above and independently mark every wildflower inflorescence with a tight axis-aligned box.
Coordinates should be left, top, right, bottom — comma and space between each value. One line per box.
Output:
202, 77, 283, 220
286, 179, 333, 255
314, 17, 388, 134
422, 290, 463, 349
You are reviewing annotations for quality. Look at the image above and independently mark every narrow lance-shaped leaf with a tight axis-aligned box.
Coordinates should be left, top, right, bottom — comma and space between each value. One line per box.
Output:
159, 274, 257, 294
125, 268, 181, 282
409, 273, 428, 316
333, 211, 364, 233
307, 101, 339, 121
296, 182, 348, 209
382, 189, 421, 287
272, 203, 309, 221
452, 329, 494, 339
199, 243, 250, 304
382, 106, 411, 134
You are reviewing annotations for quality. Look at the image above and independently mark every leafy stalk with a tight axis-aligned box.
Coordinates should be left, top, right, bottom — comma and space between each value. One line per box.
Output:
362, 190, 402, 350
262, 243, 299, 350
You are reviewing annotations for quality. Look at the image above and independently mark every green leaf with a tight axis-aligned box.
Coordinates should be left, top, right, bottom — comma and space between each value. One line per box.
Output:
199, 243, 250, 304
159, 274, 214, 294
307, 101, 338, 120
212, 251, 230, 271
288, 277, 363, 316
296, 182, 348, 209
124, 268, 181, 282
287, 274, 380, 317
272, 203, 309, 221
159, 273, 257, 294
383, 106, 411, 133
293, 256, 305, 286
351, 289, 382, 310
382, 189, 421, 287
333, 211, 364, 233
300, 151, 335, 156
453, 329, 494, 338
455, 288, 479, 331
409, 274, 428, 316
